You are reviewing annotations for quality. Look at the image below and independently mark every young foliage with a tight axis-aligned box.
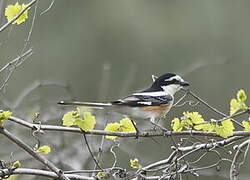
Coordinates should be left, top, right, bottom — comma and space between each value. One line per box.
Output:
171, 112, 235, 138
62, 108, 96, 130
230, 89, 247, 115
12, 160, 21, 169
74, 112, 96, 130
171, 112, 207, 132
214, 119, 235, 138
171, 118, 183, 131
0, 111, 12, 127
96, 171, 108, 179
35, 145, 51, 154
242, 120, 250, 131
5, 2, 29, 25
171, 89, 249, 138
130, 158, 140, 169
104, 118, 136, 140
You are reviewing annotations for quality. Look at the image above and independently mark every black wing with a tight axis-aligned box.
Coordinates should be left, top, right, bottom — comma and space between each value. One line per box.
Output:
112, 94, 173, 107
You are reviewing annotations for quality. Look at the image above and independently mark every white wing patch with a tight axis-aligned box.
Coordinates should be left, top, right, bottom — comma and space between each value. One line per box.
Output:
133, 91, 167, 97
137, 101, 152, 105
122, 96, 139, 101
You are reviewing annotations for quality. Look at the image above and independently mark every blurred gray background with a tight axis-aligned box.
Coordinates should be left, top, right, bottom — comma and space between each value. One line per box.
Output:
0, 0, 250, 179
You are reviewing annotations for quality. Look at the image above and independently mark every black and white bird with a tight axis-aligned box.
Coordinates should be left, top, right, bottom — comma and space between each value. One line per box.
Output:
58, 73, 189, 127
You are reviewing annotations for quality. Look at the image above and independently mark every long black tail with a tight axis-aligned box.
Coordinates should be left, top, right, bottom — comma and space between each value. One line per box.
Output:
58, 100, 112, 108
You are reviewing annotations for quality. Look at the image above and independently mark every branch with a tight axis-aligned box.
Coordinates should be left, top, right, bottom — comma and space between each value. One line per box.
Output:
185, 89, 227, 117
0, 49, 33, 91
0, 128, 70, 180
0, 168, 94, 180
0, 48, 33, 73
139, 136, 244, 171
230, 139, 250, 180
185, 89, 245, 127
7, 116, 250, 138
178, 136, 245, 152
0, 0, 38, 33
196, 109, 250, 126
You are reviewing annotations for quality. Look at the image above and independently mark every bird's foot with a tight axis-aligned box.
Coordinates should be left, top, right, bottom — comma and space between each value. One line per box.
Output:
150, 121, 168, 132
131, 120, 139, 139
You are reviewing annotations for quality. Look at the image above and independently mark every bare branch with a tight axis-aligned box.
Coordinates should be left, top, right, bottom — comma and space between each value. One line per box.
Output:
0, 49, 33, 73
178, 136, 245, 152
0, 168, 93, 180
0, 128, 70, 180
40, 0, 55, 16
0, 49, 33, 92
185, 89, 244, 127
230, 139, 250, 180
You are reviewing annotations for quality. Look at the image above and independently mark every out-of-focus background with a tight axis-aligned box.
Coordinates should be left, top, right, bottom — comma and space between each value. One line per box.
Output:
0, 0, 250, 179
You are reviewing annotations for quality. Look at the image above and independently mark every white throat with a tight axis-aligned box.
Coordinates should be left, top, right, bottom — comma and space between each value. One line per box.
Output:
161, 84, 181, 96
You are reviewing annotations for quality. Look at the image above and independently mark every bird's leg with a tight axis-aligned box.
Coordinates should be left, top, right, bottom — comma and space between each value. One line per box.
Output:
150, 118, 168, 132
130, 119, 139, 139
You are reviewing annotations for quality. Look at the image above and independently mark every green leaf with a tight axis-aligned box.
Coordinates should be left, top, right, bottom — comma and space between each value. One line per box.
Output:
230, 90, 248, 115
119, 118, 136, 132
242, 120, 250, 131
96, 171, 108, 179
222, 119, 235, 131
0, 111, 12, 127
35, 145, 51, 154
104, 118, 136, 140
5, 2, 29, 25
184, 112, 204, 124
230, 99, 239, 115
104, 123, 121, 140
74, 112, 96, 130
194, 123, 215, 132
214, 119, 234, 138
237, 89, 247, 102
171, 118, 183, 131
130, 158, 140, 169
12, 161, 21, 169
62, 110, 79, 127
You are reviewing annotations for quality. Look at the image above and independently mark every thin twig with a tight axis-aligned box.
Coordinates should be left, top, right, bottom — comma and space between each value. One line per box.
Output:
19, 0, 38, 58
195, 109, 250, 126
40, 0, 55, 16
0, 49, 33, 73
185, 89, 244, 127
185, 89, 227, 117
0, 49, 33, 91
82, 133, 103, 170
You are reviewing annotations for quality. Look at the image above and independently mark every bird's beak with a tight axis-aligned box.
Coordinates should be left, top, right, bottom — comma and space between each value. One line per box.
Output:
180, 81, 190, 87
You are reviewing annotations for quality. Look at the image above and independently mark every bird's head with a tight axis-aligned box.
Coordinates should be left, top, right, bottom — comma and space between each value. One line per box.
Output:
151, 73, 190, 96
